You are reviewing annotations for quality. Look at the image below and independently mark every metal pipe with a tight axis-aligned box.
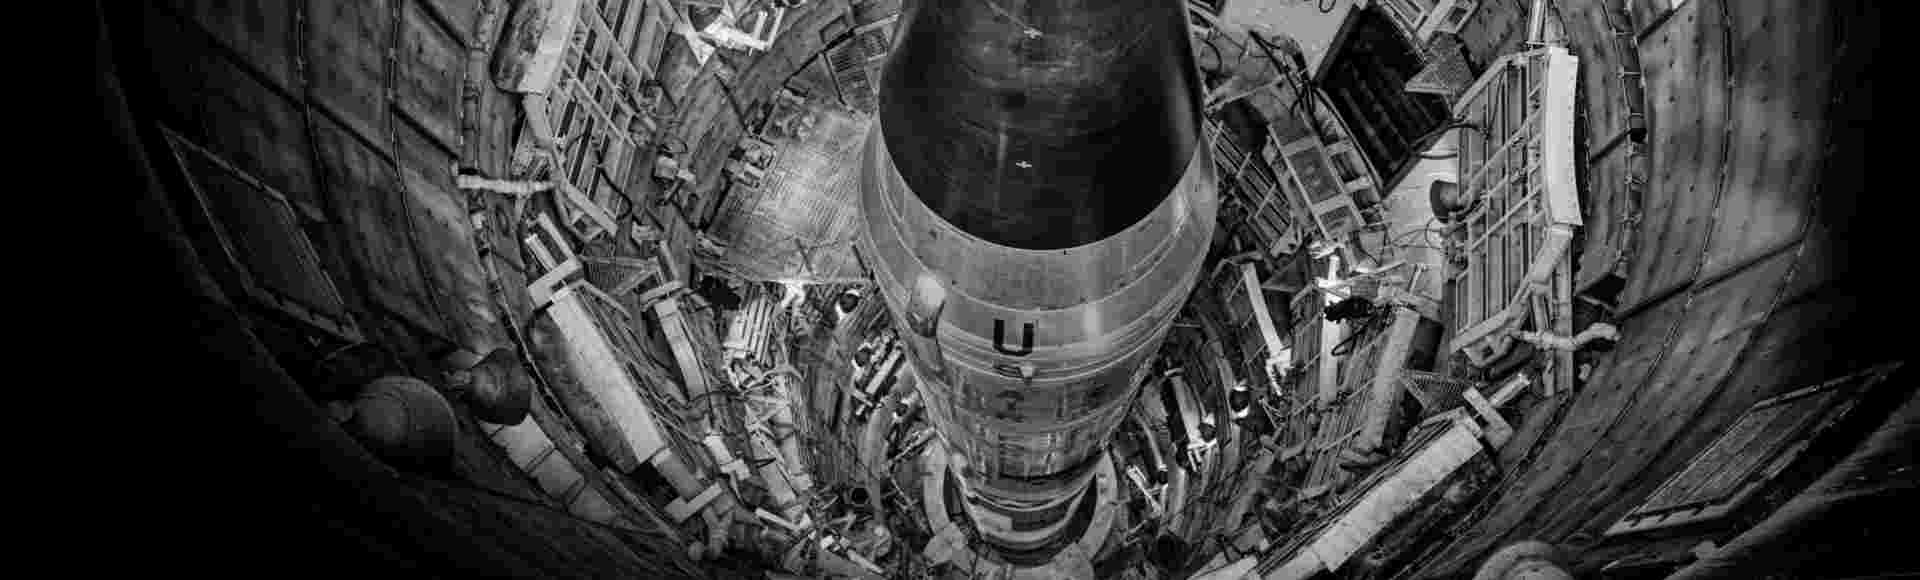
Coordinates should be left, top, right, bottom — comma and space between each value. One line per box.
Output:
1526, 0, 1550, 46
1511, 322, 1620, 352
1166, 455, 1190, 531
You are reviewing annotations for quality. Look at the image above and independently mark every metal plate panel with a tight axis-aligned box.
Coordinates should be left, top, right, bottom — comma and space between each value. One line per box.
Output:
1609, 362, 1898, 534
312, 117, 447, 335
1586, 237, 1855, 535
423, 0, 481, 44
706, 104, 869, 282
1621, 0, 1729, 307
494, 419, 559, 469
173, 0, 298, 90
1469, 0, 1847, 539
1632, 1, 1676, 36
167, 130, 358, 340
1529, 241, 1798, 538
1699, 0, 1834, 281
203, 56, 322, 214
399, 119, 497, 350
1414, 1, 1865, 574
1559, 0, 1632, 152
1667, 391, 1828, 509
1576, 147, 1632, 288
1421, 291, 1688, 573
397, 0, 466, 152
1455, 0, 1528, 69
145, 14, 320, 214
307, 0, 393, 150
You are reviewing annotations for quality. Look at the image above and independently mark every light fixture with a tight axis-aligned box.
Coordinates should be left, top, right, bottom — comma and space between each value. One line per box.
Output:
1228, 381, 1252, 420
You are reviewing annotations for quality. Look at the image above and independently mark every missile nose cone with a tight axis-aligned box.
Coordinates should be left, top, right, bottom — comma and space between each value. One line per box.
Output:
859, 0, 1217, 565
879, 0, 1205, 250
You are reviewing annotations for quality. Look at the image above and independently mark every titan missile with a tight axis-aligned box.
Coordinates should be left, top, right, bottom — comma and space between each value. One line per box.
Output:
856, 0, 1217, 565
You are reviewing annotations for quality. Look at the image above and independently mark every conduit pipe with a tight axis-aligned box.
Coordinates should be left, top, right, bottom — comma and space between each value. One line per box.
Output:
1603, 0, 1649, 144
1511, 323, 1620, 352
1594, 0, 1652, 286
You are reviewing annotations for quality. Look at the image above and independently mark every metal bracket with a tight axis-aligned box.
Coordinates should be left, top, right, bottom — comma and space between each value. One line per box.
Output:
1461, 387, 1513, 448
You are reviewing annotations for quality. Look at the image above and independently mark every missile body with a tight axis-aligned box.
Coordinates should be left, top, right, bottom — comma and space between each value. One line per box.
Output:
857, 0, 1217, 562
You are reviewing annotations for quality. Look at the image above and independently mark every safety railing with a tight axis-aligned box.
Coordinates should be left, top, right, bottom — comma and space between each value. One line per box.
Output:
1443, 47, 1581, 367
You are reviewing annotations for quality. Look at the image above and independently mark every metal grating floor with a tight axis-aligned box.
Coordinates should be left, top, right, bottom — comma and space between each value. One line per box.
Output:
1610, 362, 1902, 534
706, 104, 868, 282
166, 129, 359, 341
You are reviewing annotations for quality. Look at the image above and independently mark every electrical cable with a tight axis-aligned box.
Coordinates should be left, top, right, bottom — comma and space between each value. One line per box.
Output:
1418, 119, 1487, 154
1383, 217, 1448, 252
1198, 33, 1228, 74
1328, 301, 1394, 357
